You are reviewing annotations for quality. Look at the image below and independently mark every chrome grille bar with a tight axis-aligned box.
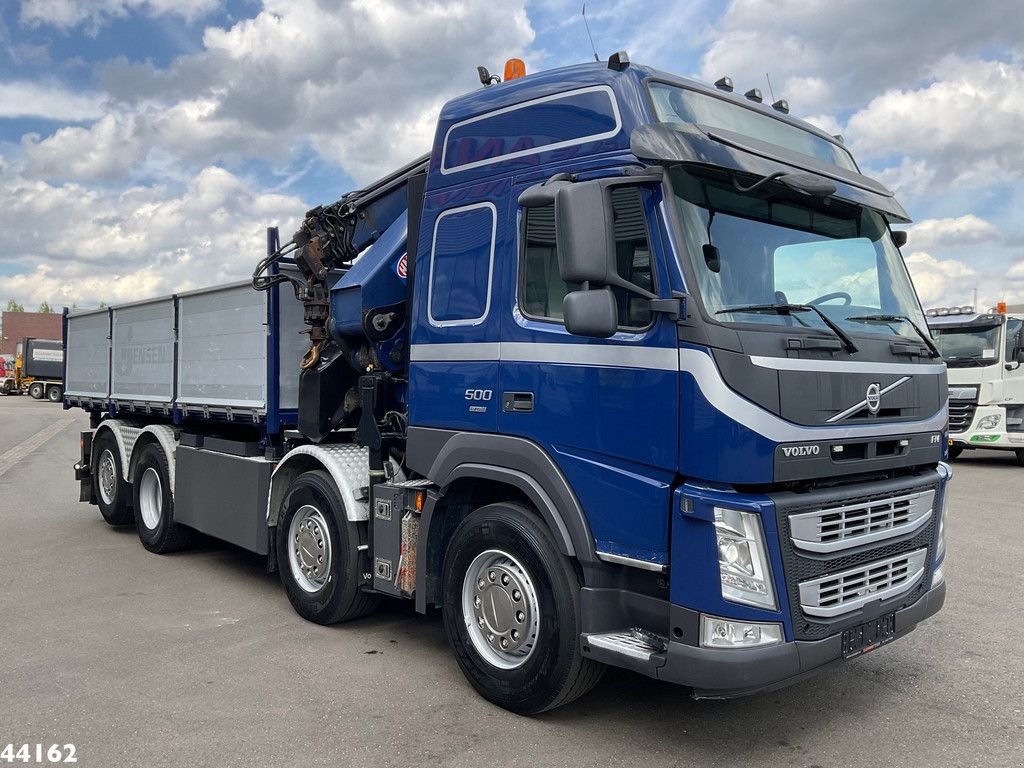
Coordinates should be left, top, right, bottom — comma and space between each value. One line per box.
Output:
948, 399, 977, 433
799, 548, 928, 618
790, 490, 934, 554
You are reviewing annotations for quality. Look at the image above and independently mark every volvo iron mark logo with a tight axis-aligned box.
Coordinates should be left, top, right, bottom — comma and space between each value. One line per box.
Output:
825, 376, 912, 423
865, 383, 882, 415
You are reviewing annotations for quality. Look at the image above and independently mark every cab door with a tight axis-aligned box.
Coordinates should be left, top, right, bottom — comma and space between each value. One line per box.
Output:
408, 183, 510, 434
498, 182, 679, 565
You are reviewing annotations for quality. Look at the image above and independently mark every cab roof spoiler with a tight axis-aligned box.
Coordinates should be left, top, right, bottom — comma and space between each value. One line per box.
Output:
630, 122, 911, 224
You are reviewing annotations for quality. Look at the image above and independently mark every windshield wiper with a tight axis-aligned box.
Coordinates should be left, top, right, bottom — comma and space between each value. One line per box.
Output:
715, 303, 858, 353
845, 314, 941, 358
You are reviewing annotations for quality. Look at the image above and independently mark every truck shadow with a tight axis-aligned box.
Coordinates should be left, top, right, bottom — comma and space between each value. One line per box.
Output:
145, 529, 921, 759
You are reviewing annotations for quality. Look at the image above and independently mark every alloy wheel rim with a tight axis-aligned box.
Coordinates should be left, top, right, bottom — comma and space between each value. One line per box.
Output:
138, 467, 162, 530
98, 449, 117, 506
461, 549, 540, 670
288, 504, 333, 593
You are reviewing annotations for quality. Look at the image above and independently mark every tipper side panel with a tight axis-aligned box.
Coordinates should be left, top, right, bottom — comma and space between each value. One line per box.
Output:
177, 284, 269, 415
65, 310, 110, 401
111, 299, 175, 405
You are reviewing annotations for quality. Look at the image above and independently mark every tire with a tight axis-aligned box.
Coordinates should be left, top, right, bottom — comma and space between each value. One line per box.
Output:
133, 443, 195, 553
28, 382, 44, 399
47, 385, 63, 403
1, 380, 11, 395
1015, 449, 1024, 467
441, 502, 604, 714
93, 431, 133, 526
948, 445, 964, 461
276, 470, 379, 625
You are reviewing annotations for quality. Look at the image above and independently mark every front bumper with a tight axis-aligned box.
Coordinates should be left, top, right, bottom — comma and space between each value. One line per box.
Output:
950, 404, 1024, 450
657, 581, 945, 698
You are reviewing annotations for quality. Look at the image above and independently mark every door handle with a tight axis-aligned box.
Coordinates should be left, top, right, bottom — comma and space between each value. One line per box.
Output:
502, 391, 534, 413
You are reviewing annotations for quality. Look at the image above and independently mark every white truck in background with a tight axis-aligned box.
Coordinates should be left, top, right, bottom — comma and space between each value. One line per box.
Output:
927, 305, 1024, 464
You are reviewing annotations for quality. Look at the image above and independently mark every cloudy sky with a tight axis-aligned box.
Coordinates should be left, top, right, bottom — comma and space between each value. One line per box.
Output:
0, 0, 1021, 311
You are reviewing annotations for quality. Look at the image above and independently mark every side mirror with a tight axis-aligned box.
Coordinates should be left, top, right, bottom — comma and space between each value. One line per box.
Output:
554, 181, 616, 284
891, 230, 908, 248
564, 289, 618, 338
1016, 349, 1024, 364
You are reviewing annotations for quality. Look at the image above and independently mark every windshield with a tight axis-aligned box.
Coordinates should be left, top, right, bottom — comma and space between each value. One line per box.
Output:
931, 325, 1002, 367
649, 83, 858, 172
668, 166, 927, 341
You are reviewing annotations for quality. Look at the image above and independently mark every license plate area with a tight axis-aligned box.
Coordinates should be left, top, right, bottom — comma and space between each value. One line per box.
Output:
841, 612, 896, 659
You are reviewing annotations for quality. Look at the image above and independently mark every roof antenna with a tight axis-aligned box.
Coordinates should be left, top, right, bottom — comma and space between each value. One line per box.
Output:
582, 4, 600, 62
765, 72, 776, 104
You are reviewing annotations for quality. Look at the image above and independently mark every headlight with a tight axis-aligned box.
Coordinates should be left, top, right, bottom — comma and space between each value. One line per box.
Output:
978, 414, 1001, 430
713, 506, 777, 610
700, 614, 783, 649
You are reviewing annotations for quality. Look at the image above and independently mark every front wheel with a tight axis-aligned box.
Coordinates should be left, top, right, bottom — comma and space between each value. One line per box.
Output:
275, 470, 378, 625
1015, 449, 1024, 467
442, 502, 604, 714
28, 382, 44, 399
948, 445, 964, 461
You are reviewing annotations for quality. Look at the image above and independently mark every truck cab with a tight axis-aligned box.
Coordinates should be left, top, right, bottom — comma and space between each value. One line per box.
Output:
927, 307, 1024, 462
68, 56, 950, 713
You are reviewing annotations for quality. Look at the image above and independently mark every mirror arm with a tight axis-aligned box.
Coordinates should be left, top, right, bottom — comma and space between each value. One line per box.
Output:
649, 294, 687, 321
601, 273, 686, 319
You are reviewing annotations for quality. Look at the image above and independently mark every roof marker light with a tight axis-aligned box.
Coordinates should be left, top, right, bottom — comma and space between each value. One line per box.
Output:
504, 58, 526, 81
771, 99, 790, 114
715, 76, 734, 92
997, 302, 1007, 314
744, 88, 762, 103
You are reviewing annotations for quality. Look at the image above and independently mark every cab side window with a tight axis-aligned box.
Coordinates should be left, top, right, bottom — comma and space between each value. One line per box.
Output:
520, 186, 655, 329
1006, 318, 1022, 361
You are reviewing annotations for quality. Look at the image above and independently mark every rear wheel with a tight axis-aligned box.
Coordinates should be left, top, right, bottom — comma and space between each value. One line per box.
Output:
28, 382, 44, 399
442, 502, 604, 714
1, 379, 11, 395
93, 431, 133, 526
47, 385, 62, 403
133, 443, 195, 553
276, 470, 378, 625
948, 445, 964, 460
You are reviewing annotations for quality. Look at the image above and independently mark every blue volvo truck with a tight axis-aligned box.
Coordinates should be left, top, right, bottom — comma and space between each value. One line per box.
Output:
66, 54, 949, 714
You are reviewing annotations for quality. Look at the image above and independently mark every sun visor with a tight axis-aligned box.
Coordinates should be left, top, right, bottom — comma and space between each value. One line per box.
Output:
631, 122, 911, 223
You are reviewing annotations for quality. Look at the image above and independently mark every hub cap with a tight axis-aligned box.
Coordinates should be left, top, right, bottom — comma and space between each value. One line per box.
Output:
461, 549, 540, 670
138, 467, 162, 530
288, 505, 332, 593
98, 449, 117, 506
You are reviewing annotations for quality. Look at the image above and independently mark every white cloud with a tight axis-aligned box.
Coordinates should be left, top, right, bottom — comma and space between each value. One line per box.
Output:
32, 0, 535, 186
22, 114, 143, 181
699, 0, 1024, 114
20, 0, 219, 31
0, 166, 307, 309
0, 81, 105, 121
904, 251, 977, 308
908, 215, 1000, 252
846, 57, 1024, 191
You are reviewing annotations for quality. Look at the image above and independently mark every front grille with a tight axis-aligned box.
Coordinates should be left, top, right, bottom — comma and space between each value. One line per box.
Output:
789, 490, 934, 554
798, 548, 927, 618
773, 475, 939, 640
948, 398, 977, 433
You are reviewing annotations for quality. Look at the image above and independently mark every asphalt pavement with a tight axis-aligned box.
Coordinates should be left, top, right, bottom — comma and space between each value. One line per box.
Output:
1, 395, 1021, 767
